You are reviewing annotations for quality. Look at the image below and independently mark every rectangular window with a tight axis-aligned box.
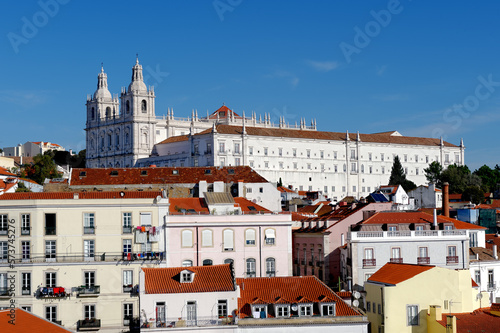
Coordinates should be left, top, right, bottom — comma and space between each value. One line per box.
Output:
407, 305, 419, 326
218, 300, 228, 317
279, 162, 283, 169
1, 241, 9, 260
123, 239, 132, 255
333, 151, 337, 159
489, 270, 495, 289
342, 186, 346, 192
123, 303, 133, 326
306, 150, 311, 158
322, 304, 334, 316
351, 163, 357, 172
350, 149, 356, 159
415, 155, 418, 162
85, 271, 95, 287
85, 304, 96, 320
84, 213, 95, 234
0, 215, 7, 234
324, 186, 328, 193
279, 148, 283, 156
249, 146, 253, 155
264, 161, 269, 168
206, 143, 212, 154
156, 302, 166, 325
234, 143, 240, 154
264, 147, 268, 156
219, 142, 225, 153
140, 212, 152, 226
426, 155, 429, 163
246, 259, 256, 277
448, 246, 457, 256
0, 273, 6, 294
202, 230, 213, 247
21, 214, 30, 235
277, 305, 290, 317
45, 306, 57, 322
194, 143, 199, 154
293, 162, 298, 169
22, 241, 30, 260
404, 154, 408, 162
84, 240, 95, 259
475, 270, 481, 285
235, 158, 241, 166
46, 272, 56, 288
320, 150, 324, 158
381, 166, 385, 174
368, 153, 372, 161
381, 153, 384, 161
455, 154, 460, 163
122, 212, 132, 233
367, 302, 371, 312
123, 270, 133, 292
334, 165, 338, 172
299, 304, 312, 316
391, 247, 401, 259
293, 148, 297, 157
353, 186, 356, 192
307, 163, 311, 170
416, 168, 419, 175
45, 213, 56, 235
445, 154, 450, 163
22, 272, 31, 295
223, 229, 234, 251
45, 240, 56, 260
470, 232, 478, 247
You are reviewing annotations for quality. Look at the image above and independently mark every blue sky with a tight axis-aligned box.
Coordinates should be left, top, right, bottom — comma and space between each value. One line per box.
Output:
1, 0, 499, 170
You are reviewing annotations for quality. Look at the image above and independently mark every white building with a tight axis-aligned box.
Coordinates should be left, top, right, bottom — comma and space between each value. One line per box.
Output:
469, 246, 500, 305
3, 141, 65, 157
344, 211, 486, 291
408, 183, 443, 209
85, 60, 465, 200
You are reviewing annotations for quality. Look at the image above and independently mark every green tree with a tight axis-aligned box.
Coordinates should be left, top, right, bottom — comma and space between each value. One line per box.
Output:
424, 161, 443, 186
277, 177, 283, 187
461, 185, 485, 204
441, 164, 481, 194
473, 165, 500, 193
23, 153, 62, 184
15, 182, 31, 193
388, 155, 416, 192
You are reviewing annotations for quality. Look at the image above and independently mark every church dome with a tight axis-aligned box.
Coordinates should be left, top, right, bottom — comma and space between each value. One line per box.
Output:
128, 57, 147, 93
128, 80, 147, 93
93, 66, 112, 99
94, 87, 112, 99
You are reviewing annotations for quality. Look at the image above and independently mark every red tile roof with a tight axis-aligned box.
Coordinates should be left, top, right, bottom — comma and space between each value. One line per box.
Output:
169, 197, 271, 214
367, 263, 435, 285
277, 186, 296, 193
208, 105, 242, 119
297, 203, 333, 217
485, 234, 500, 254
0, 191, 162, 200
360, 211, 486, 230
236, 276, 361, 318
211, 125, 458, 147
0, 166, 16, 177
70, 166, 269, 186
0, 308, 73, 332
436, 307, 500, 332
142, 264, 235, 294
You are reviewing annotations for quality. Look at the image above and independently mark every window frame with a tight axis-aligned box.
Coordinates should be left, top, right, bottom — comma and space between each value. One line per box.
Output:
407, 304, 419, 326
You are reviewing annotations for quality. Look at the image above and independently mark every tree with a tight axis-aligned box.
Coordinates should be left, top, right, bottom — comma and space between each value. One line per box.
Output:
473, 165, 500, 193
22, 153, 62, 184
15, 182, 31, 193
388, 155, 416, 192
424, 161, 443, 186
441, 164, 481, 194
277, 177, 283, 187
461, 185, 485, 204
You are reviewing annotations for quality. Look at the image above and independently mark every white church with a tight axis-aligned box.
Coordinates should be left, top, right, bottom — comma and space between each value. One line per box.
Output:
85, 58, 465, 200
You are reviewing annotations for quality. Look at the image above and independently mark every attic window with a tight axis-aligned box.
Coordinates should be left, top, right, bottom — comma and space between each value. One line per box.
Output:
220, 111, 225, 117
141, 170, 148, 176
248, 206, 256, 211
172, 170, 179, 175
110, 170, 118, 176
181, 271, 193, 283
79, 171, 87, 177
228, 169, 235, 174
204, 169, 212, 175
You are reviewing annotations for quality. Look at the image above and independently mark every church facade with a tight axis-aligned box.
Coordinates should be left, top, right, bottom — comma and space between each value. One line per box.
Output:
85, 60, 465, 199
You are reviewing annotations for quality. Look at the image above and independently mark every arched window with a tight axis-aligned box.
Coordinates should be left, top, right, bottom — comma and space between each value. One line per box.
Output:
108, 134, 112, 147
266, 258, 276, 277
141, 100, 147, 113
115, 133, 120, 146
181, 230, 193, 247
142, 132, 148, 145
90, 139, 94, 149
125, 133, 129, 145
223, 229, 234, 251
201, 229, 213, 247
361, 165, 364, 173
245, 229, 256, 245
224, 258, 234, 265
115, 162, 120, 167
264, 229, 276, 245
246, 258, 256, 277
203, 259, 213, 266
182, 260, 193, 267
126, 100, 130, 113
91, 107, 95, 120
106, 107, 111, 118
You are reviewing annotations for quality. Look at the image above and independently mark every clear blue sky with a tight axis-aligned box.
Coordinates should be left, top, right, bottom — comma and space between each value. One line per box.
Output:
1, 0, 499, 170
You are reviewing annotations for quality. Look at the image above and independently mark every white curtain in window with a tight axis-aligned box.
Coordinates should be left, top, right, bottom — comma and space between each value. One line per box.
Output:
140, 213, 152, 226
182, 230, 193, 247
223, 230, 234, 250
202, 230, 213, 247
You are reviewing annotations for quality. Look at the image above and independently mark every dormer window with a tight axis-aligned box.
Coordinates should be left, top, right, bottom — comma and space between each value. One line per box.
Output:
79, 171, 87, 177
251, 305, 267, 319
141, 170, 148, 176
388, 225, 397, 232
172, 170, 179, 175
321, 303, 336, 316
204, 169, 212, 175
299, 304, 313, 316
181, 270, 194, 283
275, 304, 290, 318
110, 170, 118, 176
444, 225, 453, 231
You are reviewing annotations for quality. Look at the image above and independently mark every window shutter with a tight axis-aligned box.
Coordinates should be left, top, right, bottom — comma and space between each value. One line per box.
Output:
182, 230, 193, 247
223, 230, 234, 250
140, 213, 152, 226
202, 230, 212, 247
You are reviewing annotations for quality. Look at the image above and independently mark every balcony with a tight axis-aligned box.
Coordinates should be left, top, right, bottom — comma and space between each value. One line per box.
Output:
348, 229, 467, 241
77, 285, 100, 297
417, 257, 430, 265
0, 287, 9, 298
77, 318, 101, 331
37, 287, 67, 298
123, 226, 132, 234
83, 226, 95, 234
363, 259, 376, 267
139, 316, 236, 329
488, 283, 496, 291
22, 287, 30, 295
390, 258, 403, 264
4, 251, 165, 265
45, 226, 56, 235
446, 256, 459, 265
21, 228, 30, 235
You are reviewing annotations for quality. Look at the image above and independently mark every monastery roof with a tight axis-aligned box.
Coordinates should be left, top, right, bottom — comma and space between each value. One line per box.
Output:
436, 307, 500, 332
367, 263, 435, 285
236, 276, 361, 318
0, 308, 73, 332
208, 105, 242, 119
70, 166, 269, 186
143, 264, 235, 294
359, 211, 486, 230
277, 186, 296, 193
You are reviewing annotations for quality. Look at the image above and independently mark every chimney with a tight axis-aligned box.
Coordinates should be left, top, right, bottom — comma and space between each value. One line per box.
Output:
433, 209, 438, 228
442, 182, 450, 217
494, 245, 498, 260
429, 305, 442, 321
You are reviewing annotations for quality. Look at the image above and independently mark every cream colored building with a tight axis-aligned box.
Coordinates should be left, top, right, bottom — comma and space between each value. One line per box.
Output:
365, 263, 487, 333
0, 191, 168, 332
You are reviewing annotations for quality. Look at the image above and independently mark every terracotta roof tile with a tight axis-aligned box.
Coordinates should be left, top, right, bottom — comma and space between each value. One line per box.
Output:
169, 197, 271, 214
142, 264, 235, 294
436, 308, 500, 332
208, 105, 242, 119
367, 263, 435, 285
211, 125, 458, 147
0, 191, 162, 200
236, 276, 361, 318
70, 166, 269, 186
277, 186, 296, 193
0, 167, 16, 177
0, 308, 73, 332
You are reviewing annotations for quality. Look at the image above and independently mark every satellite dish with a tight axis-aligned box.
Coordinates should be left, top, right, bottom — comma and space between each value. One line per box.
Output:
291, 304, 298, 311
353, 291, 361, 299
353, 299, 359, 307
476, 293, 483, 300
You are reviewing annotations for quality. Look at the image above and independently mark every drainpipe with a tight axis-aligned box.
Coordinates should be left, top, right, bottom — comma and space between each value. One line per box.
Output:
259, 226, 262, 277
196, 225, 199, 266
462, 240, 465, 269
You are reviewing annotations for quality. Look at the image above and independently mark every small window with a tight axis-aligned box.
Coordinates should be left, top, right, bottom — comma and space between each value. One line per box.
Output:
141, 170, 148, 176
172, 170, 179, 175
204, 169, 212, 174
182, 260, 193, 267
407, 305, 419, 326
181, 271, 193, 283
79, 171, 87, 177
110, 170, 119, 176
245, 229, 256, 245
228, 168, 235, 174
265, 229, 276, 245
182, 230, 193, 247
203, 259, 213, 266
218, 300, 228, 317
